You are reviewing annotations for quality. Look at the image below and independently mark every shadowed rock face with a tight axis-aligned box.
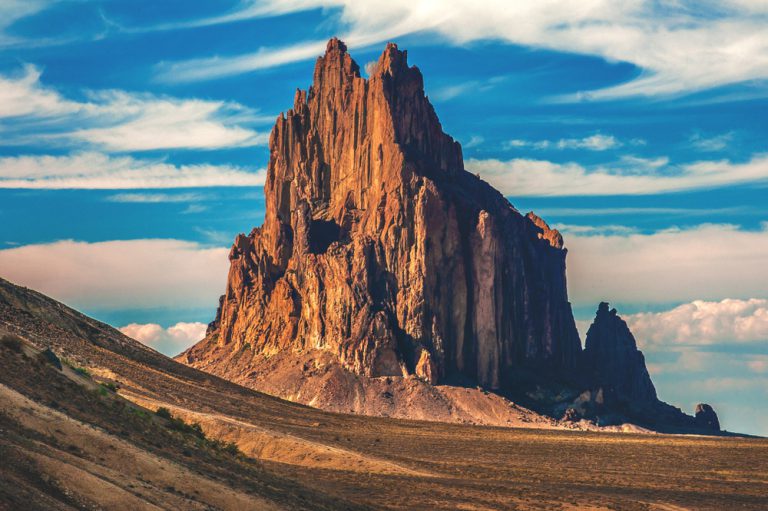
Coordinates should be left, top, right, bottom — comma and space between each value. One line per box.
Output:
695, 403, 721, 431
183, 38, 582, 390
581, 302, 658, 405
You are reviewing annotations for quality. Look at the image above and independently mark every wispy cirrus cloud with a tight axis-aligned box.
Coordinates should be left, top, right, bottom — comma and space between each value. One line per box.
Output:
689, 132, 735, 152
156, 39, 329, 83
431, 76, 507, 102
505, 134, 625, 151
468, 153, 768, 197
554, 224, 640, 236
463, 135, 484, 149
0, 0, 56, 48
0, 152, 265, 189
0, 65, 270, 151
541, 206, 744, 217
149, 1, 768, 98
105, 192, 210, 203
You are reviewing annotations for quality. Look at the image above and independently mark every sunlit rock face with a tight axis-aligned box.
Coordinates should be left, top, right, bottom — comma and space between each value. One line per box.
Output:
183, 38, 582, 389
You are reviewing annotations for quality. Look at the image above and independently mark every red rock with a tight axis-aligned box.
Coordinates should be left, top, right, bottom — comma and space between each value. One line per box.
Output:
181, 38, 582, 404
415, 348, 438, 385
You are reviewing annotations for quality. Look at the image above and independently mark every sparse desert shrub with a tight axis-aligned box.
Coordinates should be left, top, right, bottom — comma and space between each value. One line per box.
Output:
211, 439, 240, 455
166, 415, 206, 440
155, 407, 172, 419
74, 366, 91, 378
0, 333, 23, 352
153, 406, 208, 440
223, 441, 239, 455
127, 407, 151, 421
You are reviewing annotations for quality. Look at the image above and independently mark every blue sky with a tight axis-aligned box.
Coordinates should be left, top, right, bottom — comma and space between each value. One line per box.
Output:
0, 1, 766, 435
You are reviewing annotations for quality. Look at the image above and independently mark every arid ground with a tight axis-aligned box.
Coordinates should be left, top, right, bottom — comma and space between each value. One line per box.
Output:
1, 278, 766, 510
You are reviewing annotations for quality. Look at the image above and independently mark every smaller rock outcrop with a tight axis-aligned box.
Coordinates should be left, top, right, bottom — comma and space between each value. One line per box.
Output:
526, 212, 563, 249
575, 303, 722, 433
695, 403, 721, 431
581, 302, 657, 405
415, 348, 438, 384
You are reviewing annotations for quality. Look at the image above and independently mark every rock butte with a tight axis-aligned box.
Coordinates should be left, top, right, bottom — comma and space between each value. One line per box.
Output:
180, 38, 719, 432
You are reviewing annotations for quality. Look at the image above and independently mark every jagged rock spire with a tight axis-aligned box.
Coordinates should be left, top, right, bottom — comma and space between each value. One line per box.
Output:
183, 38, 582, 396
582, 302, 657, 404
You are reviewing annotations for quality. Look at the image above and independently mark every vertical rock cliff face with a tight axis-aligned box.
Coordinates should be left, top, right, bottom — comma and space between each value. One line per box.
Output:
184, 38, 582, 391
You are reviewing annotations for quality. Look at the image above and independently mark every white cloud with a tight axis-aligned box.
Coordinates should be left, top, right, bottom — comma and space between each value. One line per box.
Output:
690, 132, 735, 152
0, 64, 82, 118
625, 299, 768, 346
0, 65, 269, 151
71, 91, 268, 151
463, 135, 484, 149
695, 376, 768, 394
105, 192, 209, 203
539, 206, 740, 217
430, 76, 506, 102
0, 152, 265, 189
120, 322, 207, 356
0, 1, 54, 47
0, 239, 229, 310
431, 82, 475, 102
156, 39, 329, 83
565, 223, 768, 306
136, 0, 319, 33
554, 224, 639, 236
505, 134, 621, 151
182, 204, 208, 214
617, 155, 668, 171
151, 1, 768, 97
467, 153, 768, 196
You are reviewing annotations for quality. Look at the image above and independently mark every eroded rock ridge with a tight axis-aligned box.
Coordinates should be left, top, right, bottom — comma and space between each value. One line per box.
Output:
180, 39, 720, 433
187, 38, 581, 389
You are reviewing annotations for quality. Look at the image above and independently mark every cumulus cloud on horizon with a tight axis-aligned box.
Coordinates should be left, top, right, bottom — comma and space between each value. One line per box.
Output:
0, 222, 765, 315
565, 222, 768, 307
0, 239, 229, 310
120, 321, 207, 356
626, 298, 768, 347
